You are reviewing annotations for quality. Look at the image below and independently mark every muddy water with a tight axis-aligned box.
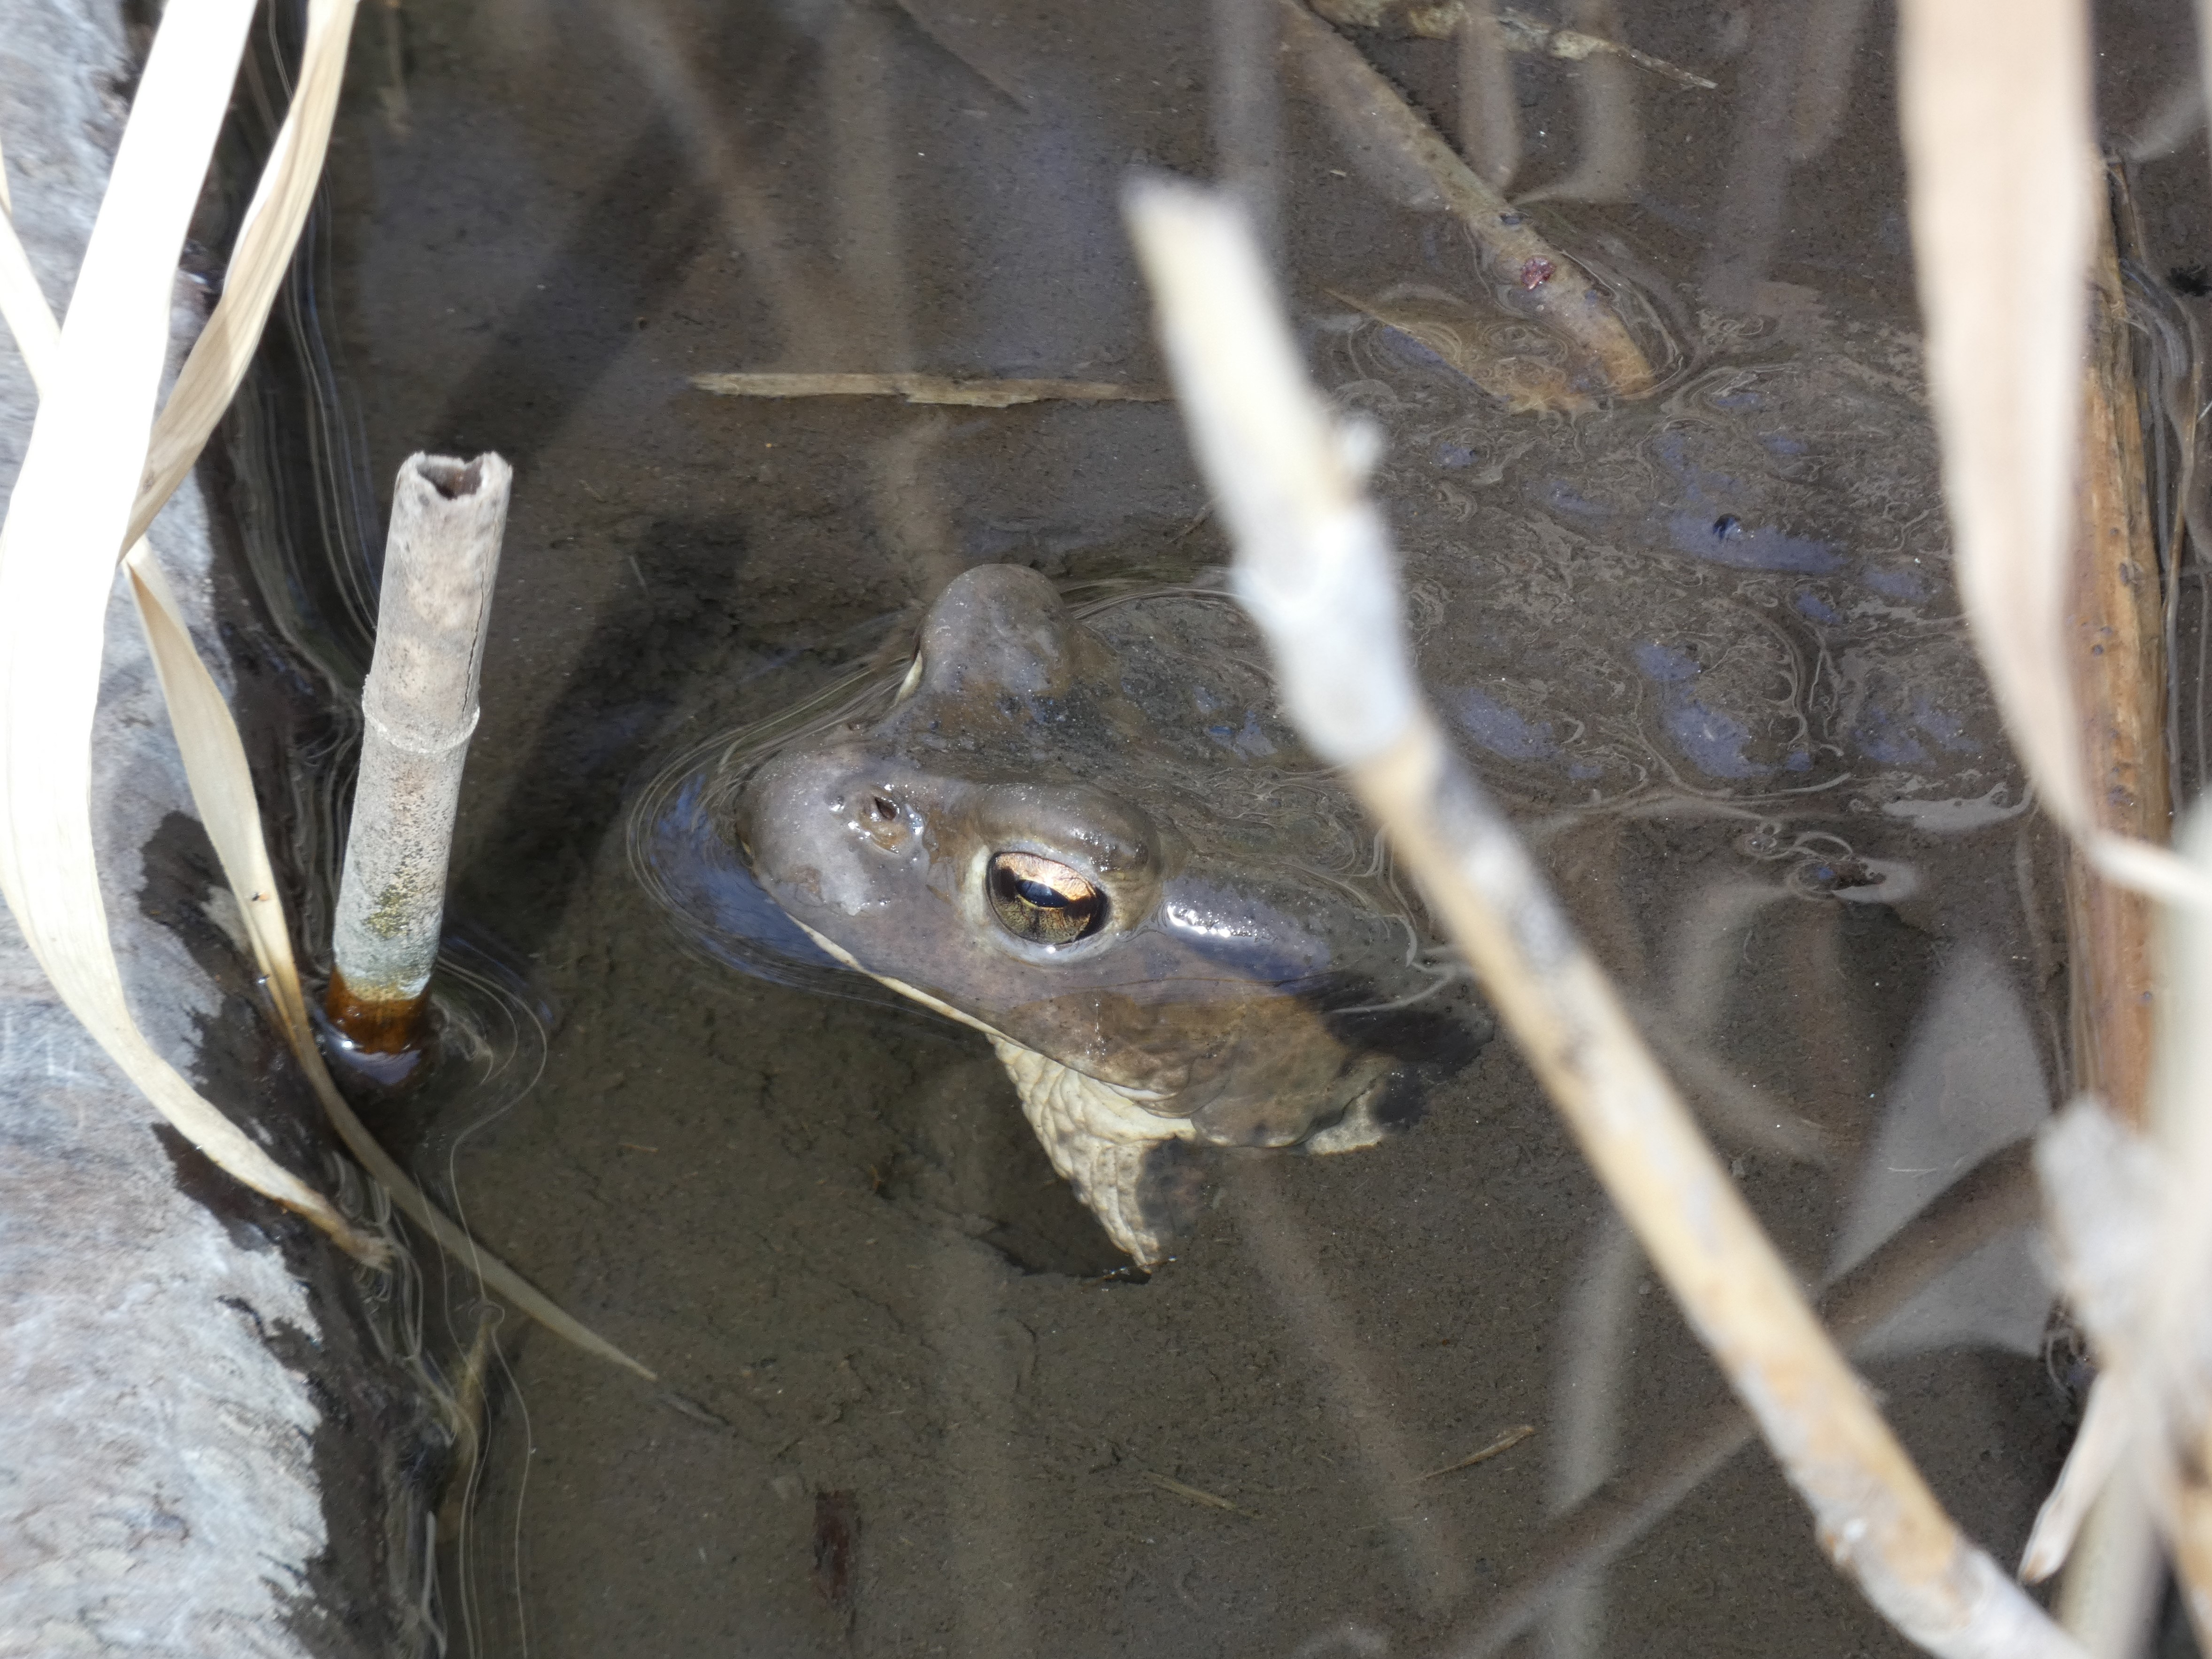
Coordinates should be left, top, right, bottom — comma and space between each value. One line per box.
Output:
229, 0, 2212, 1652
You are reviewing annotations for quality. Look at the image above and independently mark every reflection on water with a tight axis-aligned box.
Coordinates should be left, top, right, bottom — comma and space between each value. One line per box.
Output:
225, 0, 2212, 1650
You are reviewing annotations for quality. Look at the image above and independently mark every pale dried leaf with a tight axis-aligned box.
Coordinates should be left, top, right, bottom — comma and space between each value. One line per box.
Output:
1899, 0, 2211, 907
0, 0, 378, 1258
124, 0, 362, 554
2021, 1375, 2131, 1582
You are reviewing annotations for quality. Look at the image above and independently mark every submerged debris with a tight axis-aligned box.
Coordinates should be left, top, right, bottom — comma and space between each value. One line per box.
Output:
1141, 1470, 1258, 1517
1311, 0, 1718, 89
1331, 286, 1595, 413
1421, 1422, 1536, 1480
691, 371, 1166, 408
811, 1489, 860, 1615
1280, 0, 1657, 398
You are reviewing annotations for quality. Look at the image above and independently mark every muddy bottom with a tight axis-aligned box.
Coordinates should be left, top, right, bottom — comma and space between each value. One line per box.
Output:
218, 0, 2212, 1651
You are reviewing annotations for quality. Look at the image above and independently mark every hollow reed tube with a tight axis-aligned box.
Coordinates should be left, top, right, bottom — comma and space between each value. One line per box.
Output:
327, 451, 509, 1052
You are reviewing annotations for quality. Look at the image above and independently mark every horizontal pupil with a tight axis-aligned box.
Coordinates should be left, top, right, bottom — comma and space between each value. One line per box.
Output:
1016, 879, 1077, 910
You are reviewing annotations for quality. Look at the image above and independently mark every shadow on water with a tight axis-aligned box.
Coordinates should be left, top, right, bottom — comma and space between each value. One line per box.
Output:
419, 114, 716, 469
447, 510, 749, 967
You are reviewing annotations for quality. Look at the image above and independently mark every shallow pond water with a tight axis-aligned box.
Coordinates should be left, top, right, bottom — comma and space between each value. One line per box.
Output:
219, 0, 2212, 1652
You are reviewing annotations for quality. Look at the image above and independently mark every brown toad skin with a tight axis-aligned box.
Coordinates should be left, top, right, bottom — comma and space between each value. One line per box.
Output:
734, 565, 1482, 1153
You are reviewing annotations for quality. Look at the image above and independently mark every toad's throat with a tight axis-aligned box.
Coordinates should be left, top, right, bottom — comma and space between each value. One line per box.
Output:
793, 921, 1388, 1265
797, 920, 1196, 1262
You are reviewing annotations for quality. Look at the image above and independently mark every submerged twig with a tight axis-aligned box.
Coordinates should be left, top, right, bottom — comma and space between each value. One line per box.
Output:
1311, 1, 1715, 89
1279, 0, 1655, 399
691, 371, 1165, 408
1142, 1471, 1257, 1517
1128, 177, 2081, 1659
1423, 1423, 1535, 1480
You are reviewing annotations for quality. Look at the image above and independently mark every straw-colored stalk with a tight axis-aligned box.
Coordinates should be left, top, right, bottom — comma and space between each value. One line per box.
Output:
1126, 177, 2082, 1659
1277, 0, 1655, 399
0, 0, 650, 1378
2061, 197, 2170, 1134
328, 452, 510, 1053
1899, 0, 2198, 907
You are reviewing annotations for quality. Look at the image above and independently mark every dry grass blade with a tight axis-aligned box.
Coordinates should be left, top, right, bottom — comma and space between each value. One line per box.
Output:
0, 0, 380, 1259
2022, 1375, 2129, 1583
691, 371, 1164, 407
1126, 176, 2084, 1659
0, 6, 653, 1378
124, 0, 361, 554
126, 549, 314, 1051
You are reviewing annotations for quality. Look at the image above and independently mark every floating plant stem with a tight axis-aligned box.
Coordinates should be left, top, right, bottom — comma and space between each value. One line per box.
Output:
691, 371, 1165, 407
328, 452, 511, 1054
1126, 176, 2083, 1659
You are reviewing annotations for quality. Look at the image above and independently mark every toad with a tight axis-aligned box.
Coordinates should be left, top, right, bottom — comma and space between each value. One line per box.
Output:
727, 565, 1489, 1264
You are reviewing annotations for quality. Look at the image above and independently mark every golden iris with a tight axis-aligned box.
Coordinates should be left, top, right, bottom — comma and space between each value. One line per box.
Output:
987, 851, 1105, 946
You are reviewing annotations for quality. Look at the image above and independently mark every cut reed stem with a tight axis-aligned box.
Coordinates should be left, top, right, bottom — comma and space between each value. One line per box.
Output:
328, 452, 509, 1053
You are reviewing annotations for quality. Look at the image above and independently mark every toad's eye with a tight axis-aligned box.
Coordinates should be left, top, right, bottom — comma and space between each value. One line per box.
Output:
987, 851, 1105, 947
